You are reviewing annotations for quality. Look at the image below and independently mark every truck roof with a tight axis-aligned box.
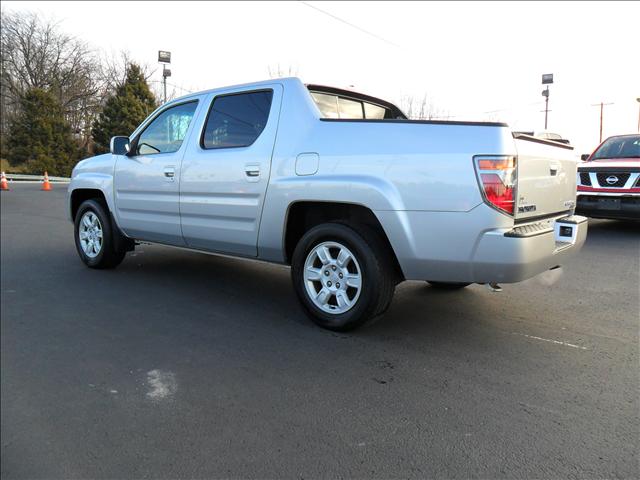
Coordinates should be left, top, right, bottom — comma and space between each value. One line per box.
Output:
164, 76, 508, 127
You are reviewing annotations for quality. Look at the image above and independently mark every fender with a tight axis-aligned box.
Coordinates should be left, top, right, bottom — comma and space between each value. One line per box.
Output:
67, 154, 117, 221
257, 174, 405, 262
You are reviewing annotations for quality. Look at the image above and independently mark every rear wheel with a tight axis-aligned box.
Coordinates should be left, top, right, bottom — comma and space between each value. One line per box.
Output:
74, 199, 127, 269
426, 281, 471, 289
291, 223, 395, 331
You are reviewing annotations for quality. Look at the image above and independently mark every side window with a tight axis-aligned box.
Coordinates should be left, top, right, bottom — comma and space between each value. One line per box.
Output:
202, 90, 273, 149
136, 101, 198, 155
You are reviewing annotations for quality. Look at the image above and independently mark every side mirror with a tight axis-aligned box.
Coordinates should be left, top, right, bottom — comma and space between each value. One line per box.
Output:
110, 136, 130, 155
580, 154, 590, 161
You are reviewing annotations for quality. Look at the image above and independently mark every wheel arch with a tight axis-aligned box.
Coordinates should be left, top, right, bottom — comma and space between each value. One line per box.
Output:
70, 188, 134, 253
70, 188, 109, 221
283, 200, 404, 281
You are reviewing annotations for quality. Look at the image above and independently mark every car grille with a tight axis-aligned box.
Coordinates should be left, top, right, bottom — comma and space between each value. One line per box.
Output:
579, 172, 592, 186
596, 172, 630, 188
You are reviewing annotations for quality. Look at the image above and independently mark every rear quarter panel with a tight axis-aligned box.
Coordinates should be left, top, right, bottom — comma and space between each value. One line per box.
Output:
257, 82, 515, 262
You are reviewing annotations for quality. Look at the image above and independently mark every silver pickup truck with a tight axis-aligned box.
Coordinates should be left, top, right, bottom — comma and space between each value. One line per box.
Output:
68, 77, 587, 330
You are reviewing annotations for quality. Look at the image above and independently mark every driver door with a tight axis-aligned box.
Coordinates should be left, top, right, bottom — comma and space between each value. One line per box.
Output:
114, 99, 201, 245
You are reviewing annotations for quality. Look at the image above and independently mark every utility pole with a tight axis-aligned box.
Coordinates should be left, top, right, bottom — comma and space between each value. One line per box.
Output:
591, 102, 614, 143
541, 74, 553, 130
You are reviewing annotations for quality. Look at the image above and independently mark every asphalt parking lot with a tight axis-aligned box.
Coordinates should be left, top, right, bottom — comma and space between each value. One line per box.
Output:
1, 183, 638, 479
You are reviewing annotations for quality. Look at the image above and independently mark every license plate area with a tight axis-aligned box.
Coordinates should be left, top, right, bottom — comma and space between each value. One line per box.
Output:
597, 197, 621, 210
554, 221, 577, 244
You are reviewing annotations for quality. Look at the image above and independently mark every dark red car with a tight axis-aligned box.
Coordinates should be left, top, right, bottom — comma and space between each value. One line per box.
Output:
576, 134, 640, 221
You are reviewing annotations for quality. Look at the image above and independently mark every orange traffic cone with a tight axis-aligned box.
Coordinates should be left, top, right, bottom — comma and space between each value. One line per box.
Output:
41, 171, 52, 191
0, 172, 9, 191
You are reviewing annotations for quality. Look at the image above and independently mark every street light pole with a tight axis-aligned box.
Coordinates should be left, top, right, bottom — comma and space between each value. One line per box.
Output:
543, 86, 550, 129
541, 73, 553, 130
157, 50, 172, 104
163, 69, 167, 104
636, 97, 640, 133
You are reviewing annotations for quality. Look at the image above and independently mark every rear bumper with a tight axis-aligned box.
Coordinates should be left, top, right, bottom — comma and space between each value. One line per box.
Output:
576, 194, 640, 221
376, 206, 588, 284
470, 215, 588, 283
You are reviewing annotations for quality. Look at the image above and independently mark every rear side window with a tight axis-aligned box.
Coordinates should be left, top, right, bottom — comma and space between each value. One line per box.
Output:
202, 90, 273, 149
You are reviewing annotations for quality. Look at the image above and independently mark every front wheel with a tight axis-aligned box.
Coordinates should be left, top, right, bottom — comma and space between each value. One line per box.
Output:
74, 199, 127, 269
291, 223, 395, 331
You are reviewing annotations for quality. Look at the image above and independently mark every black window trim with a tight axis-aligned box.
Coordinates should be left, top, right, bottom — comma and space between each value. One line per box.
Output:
199, 88, 275, 151
129, 99, 200, 157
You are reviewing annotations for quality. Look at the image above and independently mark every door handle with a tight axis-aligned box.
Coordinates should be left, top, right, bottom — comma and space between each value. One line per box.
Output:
244, 164, 260, 182
164, 167, 175, 181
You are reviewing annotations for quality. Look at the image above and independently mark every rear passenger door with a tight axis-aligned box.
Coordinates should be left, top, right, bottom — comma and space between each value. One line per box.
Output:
179, 85, 282, 256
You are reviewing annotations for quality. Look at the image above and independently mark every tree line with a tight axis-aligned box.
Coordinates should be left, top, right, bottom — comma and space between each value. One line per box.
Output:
0, 11, 159, 176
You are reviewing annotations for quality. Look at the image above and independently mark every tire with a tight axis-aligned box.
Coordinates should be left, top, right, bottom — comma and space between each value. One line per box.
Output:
426, 281, 471, 289
291, 223, 395, 331
74, 199, 127, 269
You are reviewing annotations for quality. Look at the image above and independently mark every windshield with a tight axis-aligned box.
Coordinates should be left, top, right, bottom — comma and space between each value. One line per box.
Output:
590, 135, 640, 160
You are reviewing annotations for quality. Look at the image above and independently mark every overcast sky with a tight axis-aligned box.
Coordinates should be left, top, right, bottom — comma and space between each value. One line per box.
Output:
5, 1, 640, 153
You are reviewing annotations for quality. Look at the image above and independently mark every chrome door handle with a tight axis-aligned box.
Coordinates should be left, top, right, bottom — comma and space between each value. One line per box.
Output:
164, 167, 175, 181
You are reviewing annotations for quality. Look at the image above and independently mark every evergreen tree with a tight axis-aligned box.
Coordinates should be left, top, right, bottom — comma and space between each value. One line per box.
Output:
92, 63, 157, 153
6, 88, 78, 176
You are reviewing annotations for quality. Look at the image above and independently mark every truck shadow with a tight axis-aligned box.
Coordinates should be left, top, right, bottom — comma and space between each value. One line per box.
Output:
114, 244, 513, 347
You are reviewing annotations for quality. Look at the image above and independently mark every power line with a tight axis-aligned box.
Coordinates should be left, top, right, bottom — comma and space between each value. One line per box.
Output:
299, 1, 401, 48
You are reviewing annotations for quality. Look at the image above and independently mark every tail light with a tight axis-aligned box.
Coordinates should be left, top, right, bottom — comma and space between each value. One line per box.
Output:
473, 155, 517, 215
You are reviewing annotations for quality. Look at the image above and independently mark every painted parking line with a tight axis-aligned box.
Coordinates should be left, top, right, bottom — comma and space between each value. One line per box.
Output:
511, 332, 588, 350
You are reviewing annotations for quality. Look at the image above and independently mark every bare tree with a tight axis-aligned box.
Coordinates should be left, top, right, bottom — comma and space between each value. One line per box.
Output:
267, 63, 299, 79
398, 93, 447, 120
0, 10, 103, 151
101, 51, 193, 105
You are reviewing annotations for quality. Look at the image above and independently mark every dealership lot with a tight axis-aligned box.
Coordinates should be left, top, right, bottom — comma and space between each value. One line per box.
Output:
1, 184, 638, 479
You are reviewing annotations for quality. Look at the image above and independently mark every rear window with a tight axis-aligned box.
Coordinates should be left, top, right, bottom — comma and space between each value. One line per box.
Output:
591, 135, 640, 160
310, 91, 391, 120
364, 103, 386, 119
202, 90, 273, 149
311, 92, 340, 118
338, 97, 363, 118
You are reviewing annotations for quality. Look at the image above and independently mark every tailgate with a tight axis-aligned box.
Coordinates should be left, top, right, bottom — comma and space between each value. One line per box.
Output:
513, 135, 577, 220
